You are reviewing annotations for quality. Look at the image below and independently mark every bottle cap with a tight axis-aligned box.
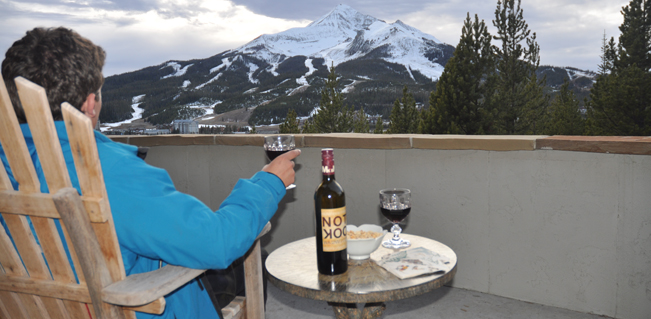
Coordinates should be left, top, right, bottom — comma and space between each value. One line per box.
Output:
321, 148, 334, 158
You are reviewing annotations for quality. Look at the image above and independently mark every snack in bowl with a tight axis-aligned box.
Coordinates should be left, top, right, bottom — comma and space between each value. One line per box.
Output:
347, 224, 387, 260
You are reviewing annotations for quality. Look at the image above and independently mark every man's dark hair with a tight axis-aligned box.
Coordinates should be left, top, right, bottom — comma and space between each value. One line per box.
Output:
2, 27, 106, 123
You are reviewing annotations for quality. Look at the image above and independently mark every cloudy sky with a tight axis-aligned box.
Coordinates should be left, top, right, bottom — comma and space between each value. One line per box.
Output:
0, 0, 629, 76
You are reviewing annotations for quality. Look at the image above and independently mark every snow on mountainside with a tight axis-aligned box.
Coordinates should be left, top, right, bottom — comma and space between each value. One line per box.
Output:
236, 4, 445, 80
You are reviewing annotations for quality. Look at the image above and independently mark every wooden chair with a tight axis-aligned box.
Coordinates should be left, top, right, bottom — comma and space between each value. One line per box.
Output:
0, 76, 269, 319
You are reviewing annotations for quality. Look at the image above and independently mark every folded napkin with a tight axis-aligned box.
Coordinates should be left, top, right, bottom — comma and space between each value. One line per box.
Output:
377, 247, 452, 279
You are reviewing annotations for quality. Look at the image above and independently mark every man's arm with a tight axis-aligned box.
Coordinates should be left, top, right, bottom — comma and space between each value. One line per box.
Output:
101, 145, 288, 271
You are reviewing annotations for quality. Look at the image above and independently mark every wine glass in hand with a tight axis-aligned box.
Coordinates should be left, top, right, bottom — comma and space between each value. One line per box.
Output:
380, 188, 411, 249
264, 135, 296, 189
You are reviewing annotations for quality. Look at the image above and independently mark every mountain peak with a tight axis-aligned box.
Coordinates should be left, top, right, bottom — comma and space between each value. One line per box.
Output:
235, 5, 450, 80
308, 3, 379, 31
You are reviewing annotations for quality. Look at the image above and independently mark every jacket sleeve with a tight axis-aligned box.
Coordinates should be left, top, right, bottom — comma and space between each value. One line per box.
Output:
102, 148, 285, 270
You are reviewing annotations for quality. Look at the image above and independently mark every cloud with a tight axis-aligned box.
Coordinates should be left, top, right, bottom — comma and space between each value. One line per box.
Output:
230, 0, 445, 21
389, 0, 628, 70
0, 0, 309, 75
0, 0, 633, 75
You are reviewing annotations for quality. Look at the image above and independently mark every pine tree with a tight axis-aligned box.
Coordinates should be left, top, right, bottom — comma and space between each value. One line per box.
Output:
311, 64, 354, 133
422, 13, 494, 134
598, 32, 617, 75
388, 86, 420, 134
301, 117, 317, 134
492, 0, 548, 134
352, 106, 370, 133
588, 66, 651, 135
279, 109, 301, 133
374, 117, 384, 134
616, 0, 651, 71
545, 79, 585, 135
588, 0, 651, 135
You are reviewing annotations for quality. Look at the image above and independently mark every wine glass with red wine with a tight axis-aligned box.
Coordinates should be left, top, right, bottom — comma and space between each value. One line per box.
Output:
380, 188, 411, 248
264, 135, 296, 189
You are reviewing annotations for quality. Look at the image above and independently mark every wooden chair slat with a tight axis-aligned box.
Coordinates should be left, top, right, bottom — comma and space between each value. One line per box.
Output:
61, 299, 90, 319
13, 78, 88, 319
20, 293, 54, 319
30, 218, 76, 283
15, 77, 72, 192
0, 291, 29, 319
0, 76, 41, 193
43, 298, 72, 319
61, 103, 107, 208
0, 161, 11, 191
1, 214, 50, 278
63, 103, 124, 282
0, 216, 27, 277
0, 296, 11, 318
61, 225, 86, 285
62, 103, 132, 319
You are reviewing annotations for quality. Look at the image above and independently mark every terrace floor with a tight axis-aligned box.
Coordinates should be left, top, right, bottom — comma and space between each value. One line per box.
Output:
265, 283, 612, 319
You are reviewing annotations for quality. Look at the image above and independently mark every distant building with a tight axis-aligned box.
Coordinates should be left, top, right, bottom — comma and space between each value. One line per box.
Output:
173, 120, 199, 134
144, 129, 171, 135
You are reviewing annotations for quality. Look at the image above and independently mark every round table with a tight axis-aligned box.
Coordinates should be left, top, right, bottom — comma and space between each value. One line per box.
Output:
265, 234, 457, 319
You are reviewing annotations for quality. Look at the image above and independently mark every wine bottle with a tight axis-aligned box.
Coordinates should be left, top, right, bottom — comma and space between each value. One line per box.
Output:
314, 148, 348, 275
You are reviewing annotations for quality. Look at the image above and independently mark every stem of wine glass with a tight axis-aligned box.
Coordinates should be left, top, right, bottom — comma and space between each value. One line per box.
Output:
391, 223, 402, 241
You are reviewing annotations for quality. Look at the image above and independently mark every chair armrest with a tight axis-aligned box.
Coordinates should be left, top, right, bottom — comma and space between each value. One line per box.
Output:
102, 265, 205, 307
102, 221, 271, 308
258, 221, 271, 239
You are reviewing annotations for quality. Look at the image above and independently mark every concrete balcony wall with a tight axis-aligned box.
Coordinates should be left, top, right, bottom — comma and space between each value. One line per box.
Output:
112, 134, 651, 319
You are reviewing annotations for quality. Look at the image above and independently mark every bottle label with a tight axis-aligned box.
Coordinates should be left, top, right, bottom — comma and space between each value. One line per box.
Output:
321, 164, 335, 175
320, 207, 347, 252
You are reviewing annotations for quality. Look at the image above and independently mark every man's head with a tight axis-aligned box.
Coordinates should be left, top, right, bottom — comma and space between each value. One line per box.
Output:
2, 27, 106, 124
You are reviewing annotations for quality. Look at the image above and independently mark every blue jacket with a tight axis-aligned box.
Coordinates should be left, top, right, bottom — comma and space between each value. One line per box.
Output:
0, 122, 286, 319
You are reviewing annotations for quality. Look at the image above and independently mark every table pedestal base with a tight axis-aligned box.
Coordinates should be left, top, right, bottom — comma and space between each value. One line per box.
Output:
328, 302, 386, 319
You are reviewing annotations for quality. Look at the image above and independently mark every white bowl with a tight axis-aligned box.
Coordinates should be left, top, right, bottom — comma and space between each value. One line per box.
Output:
347, 224, 387, 260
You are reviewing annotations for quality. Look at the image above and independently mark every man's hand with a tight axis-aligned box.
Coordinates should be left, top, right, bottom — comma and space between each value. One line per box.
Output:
262, 149, 301, 188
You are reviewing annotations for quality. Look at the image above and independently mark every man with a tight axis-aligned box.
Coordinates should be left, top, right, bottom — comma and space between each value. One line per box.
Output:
0, 27, 300, 319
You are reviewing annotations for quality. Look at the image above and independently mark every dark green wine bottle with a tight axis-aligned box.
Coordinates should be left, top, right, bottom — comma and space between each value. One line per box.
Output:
314, 148, 348, 275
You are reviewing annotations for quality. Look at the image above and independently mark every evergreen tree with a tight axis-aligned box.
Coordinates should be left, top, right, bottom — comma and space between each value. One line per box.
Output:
492, 0, 548, 134
422, 13, 494, 134
311, 64, 354, 133
353, 106, 370, 133
588, 0, 651, 135
588, 66, 651, 135
388, 86, 420, 133
545, 79, 585, 135
616, 0, 651, 71
598, 32, 617, 75
279, 109, 301, 133
301, 117, 317, 134
374, 117, 384, 134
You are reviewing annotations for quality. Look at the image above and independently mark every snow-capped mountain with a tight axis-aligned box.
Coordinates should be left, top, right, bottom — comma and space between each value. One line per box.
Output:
101, 4, 456, 128
100, 5, 594, 131
236, 4, 447, 80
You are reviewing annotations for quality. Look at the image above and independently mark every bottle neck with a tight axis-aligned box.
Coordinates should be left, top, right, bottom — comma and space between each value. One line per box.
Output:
322, 172, 335, 182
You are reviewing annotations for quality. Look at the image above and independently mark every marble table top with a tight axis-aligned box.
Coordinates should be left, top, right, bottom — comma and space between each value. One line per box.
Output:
266, 233, 457, 304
